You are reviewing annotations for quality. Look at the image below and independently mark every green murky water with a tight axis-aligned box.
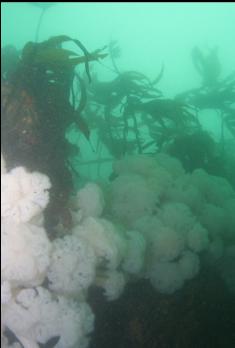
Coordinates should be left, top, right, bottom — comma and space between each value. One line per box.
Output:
1, 3, 235, 348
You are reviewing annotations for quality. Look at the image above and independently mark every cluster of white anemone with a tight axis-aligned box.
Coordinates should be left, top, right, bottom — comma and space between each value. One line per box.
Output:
1, 157, 94, 348
2, 151, 235, 347
108, 153, 235, 294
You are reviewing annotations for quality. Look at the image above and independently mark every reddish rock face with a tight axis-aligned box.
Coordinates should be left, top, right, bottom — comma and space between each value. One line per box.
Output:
1, 81, 41, 166
1, 80, 73, 235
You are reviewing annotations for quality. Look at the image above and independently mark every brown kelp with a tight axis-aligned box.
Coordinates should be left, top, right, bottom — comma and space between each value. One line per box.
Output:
176, 47, 235, 155
86, 68, 163, 157
79, 42, 234, 182
191, 46, 221, 87
1, 35, 107, 233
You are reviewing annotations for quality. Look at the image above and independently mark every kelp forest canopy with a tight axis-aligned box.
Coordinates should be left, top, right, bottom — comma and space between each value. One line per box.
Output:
1, 37, 235, 234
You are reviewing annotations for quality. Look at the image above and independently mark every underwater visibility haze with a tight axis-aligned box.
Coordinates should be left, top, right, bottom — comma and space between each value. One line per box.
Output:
1, 2, 235, 348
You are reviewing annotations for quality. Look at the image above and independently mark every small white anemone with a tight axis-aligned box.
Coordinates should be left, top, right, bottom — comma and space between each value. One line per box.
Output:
95, 270, 126, 301
1, 167, 51, 223
47, 234, 96, 296
74, 182, 105, 219
2, 287, 94, 348
1, 219, 51, 287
